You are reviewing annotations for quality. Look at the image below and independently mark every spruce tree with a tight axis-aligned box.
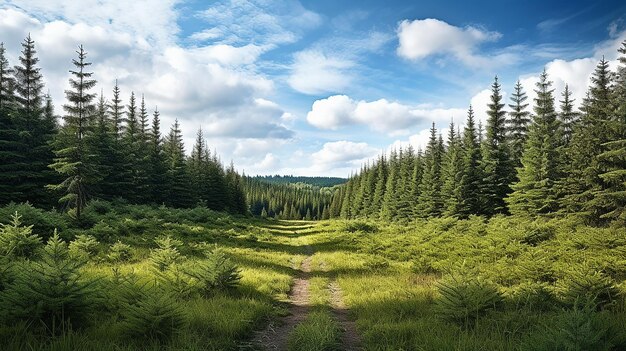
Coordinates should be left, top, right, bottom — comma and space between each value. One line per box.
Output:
458, 106, 483, 217
0, 42, 15, 110
146, 107, 168, 204
13, 35, 55, 206
561, 58, 614, 221
381, 151, 400, 220
416, 123, 444, 217
0, 44, 24, 204
481, 76, 513, 215
507, 70, 561, 215
559, 84, 579, 145
442, 122, 464, 216
507, 80, 531, 166
164, 119, 193, 208
371, 155, 388, 215
48, 46, 98, 218
105, 82, 130, 198
593, 43, 626, 222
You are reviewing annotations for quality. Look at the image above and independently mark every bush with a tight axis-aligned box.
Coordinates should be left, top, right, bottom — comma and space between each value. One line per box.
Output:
435, 272, 502, 326
69, 234, 99, 259
107, 241, 132, 262
558, 268, 620, 309
521, 306, 623, 351
0, 233, 98, 333
0, 203, 66, 241
150, 236, 183, 272
120, 287, 186, 342
507, 282, 557, 311
343, 221, 378, 233
185, 250, 241, 296
0, 212, 42, 258
521, 222, 556, 246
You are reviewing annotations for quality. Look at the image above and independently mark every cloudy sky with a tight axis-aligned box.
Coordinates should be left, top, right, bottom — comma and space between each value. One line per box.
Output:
1, 0, 625, 176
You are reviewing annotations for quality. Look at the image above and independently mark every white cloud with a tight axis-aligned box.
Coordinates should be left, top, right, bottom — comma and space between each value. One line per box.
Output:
397, 18, 507, 67
288, 50, 355, 95
306, 95, 465, 134
311, 141, 378, 170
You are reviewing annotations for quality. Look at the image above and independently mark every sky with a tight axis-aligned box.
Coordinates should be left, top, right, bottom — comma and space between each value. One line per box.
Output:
1, 0, 625, 177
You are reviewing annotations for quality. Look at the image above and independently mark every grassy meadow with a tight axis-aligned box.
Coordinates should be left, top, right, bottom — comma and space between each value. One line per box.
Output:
1, 202, 625, 350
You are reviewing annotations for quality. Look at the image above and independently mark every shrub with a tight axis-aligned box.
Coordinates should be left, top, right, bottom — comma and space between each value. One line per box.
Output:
107, 241, 132, 262
507, 282, 557, 311
0, 232, 98, 333
435, 272, 502, 326
343, 221, 378, 233
69, 234, 99, 259
558, 268, 620, 309
184, 250, 241, 296
150, 236, 183, 272
521, 306, 622, 351
0, 203, 67, 240
120, 287, 186, 342
0, 212, 42, 258
88, 221, 117, 242
521, 222, 556, 246
364, 255, 390, 271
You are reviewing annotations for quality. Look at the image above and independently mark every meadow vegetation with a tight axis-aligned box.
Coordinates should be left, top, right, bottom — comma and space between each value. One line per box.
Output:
0, 202, 624, 350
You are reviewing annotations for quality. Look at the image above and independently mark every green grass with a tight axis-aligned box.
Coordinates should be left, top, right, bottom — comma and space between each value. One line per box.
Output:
1, 203, 626, 350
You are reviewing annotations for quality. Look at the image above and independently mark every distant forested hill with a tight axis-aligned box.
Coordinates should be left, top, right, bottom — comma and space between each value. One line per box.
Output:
250, 175, 347, 187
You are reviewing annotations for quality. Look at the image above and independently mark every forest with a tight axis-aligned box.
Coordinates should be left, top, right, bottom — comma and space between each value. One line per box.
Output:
0, 29, 625, 351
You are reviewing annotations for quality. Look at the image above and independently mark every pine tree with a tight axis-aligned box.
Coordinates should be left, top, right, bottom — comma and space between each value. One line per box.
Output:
13, 35, 55, 206
561, 57, 614, 221
381, 151, 400, 220
507, 80, 531, 166
48, 46, 98, 218
507, 70, 561, 215
146, 107, 168, 204
105, 81, 130, 198
164, 119, 194, 208
458, 106, 483, 217
0, 45, 24, 204
442, 122, 464, 216
0, 42, 16, 110
89, 92, 115, 199
417, 123, 444, 217
592, 43, 626, 222
481, 76, 513, 215
559, 84, 579, 145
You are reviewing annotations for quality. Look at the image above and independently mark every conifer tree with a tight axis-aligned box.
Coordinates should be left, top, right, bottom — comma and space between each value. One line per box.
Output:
0, 44, 24, 204
481, 76, 513, 215
90, 92, 115, 199
559, 84, 578, 145
146, 107, 168, 204
371, 155, 388, 215
442, 122, 464, 216
381, 151, 400, 220
417, 123, 444, 217
0, 43, 15, 110
593, 43, 626, 222
49, 46, 98, 218
561, 58, 614, 221
458, 106, 483, 217
507, 70, 561, 215
507, 80, 531, 166
164, 119, 193, 208
105, 81, 130, 198
13, 35, 55, 206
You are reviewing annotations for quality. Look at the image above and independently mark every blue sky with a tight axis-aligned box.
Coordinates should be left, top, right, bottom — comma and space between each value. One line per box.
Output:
1, 0, 625, 176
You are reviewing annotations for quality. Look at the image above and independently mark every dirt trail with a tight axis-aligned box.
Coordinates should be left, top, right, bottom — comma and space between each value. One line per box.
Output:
329, 280, 362, 350
252, 252, 313, 350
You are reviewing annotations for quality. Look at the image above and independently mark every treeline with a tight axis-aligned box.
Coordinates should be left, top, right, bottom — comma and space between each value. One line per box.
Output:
245, 178, 335, 220
0, 36, 246, 217
331, 41, 626, 225
252, 175, 347, 187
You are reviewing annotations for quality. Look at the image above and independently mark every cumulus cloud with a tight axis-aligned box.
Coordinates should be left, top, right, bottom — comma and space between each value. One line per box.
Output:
306, 95, 465, 134
288, 50, 355, 95
397, 18, 509, 67
311, 141, 378, 170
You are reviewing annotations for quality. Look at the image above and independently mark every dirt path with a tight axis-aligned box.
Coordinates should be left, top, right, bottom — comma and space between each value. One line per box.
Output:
329, 280, 362, 350
252, 253, 313, 350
